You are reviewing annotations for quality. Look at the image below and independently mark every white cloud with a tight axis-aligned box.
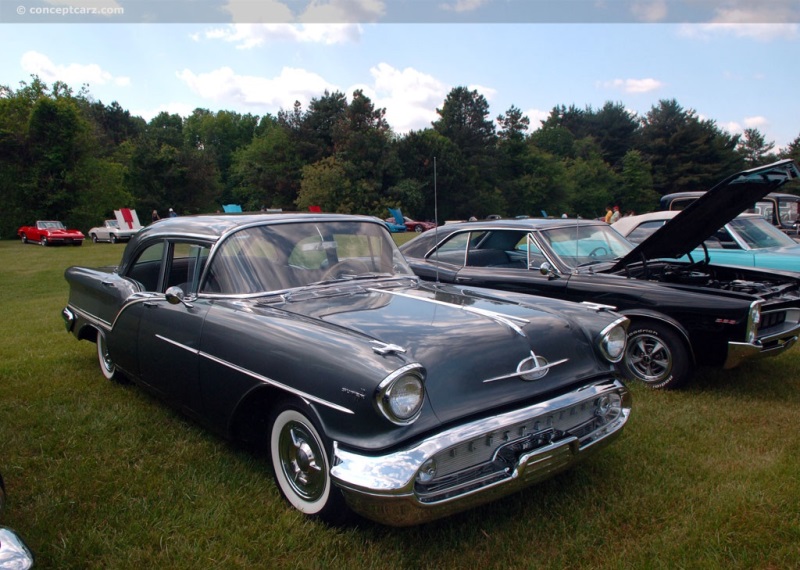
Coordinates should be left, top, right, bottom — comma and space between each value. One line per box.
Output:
439, 0, 489, 13
744, 116, 768, 129
221, 0, 384, 24
680, 22, 799, 41
176, 66, 337, 110
630, 0, 668, 23
361, 63, 449, 133
469, 83, 497, 101
20, 51, 130, 88
45, 0, 122, 8
523, 107, 550, 129
598, 78, 664, 94
203, 23, 362, 48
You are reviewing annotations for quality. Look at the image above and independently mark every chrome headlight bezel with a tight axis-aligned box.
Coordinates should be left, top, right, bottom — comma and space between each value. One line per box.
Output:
746, 300, 762, 344
597, 317, 629, 363
376, 364, 426, 425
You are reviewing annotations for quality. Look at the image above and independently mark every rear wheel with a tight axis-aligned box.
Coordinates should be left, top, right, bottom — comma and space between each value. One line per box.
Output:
622, 321, 691, 390
269, 400, 349, 523
110, 234, 118, 243
96, 329, 124, 382
20, 234, 27, 243
414, 224, 423, 233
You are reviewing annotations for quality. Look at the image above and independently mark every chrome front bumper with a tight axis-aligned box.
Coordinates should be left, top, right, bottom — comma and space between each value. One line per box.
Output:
331, 379, 630, 526
724, 309, 800, 369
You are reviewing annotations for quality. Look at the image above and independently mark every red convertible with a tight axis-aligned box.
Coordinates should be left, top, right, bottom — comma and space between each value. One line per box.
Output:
18, 220, 84, 246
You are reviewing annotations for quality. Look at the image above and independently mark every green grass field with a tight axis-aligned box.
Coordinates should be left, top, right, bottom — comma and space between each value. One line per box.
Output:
2, 238, 799, 569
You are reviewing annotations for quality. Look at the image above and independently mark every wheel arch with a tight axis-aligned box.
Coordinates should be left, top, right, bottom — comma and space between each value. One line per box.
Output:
620, 309, 696, 365
230, 385, 327, 448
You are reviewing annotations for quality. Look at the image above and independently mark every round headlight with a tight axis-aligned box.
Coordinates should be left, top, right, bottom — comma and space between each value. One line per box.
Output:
376, 365, 425, 425
599, 321, 628, 363
386, 375, 424, 420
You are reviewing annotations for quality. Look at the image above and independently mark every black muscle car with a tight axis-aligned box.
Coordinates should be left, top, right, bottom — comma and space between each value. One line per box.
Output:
62, 213, 631, 526
401, 160, 800, 390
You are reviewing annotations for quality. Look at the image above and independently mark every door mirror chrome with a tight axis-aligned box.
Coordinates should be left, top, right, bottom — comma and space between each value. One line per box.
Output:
165, 286, 192, 307
539, 262, 559, 280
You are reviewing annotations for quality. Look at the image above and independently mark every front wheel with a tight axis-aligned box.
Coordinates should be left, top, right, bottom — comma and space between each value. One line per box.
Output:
622, 321, 692, 390
91, 234, 98, 243
40, 237, 48, 246
269, 401, 349, 523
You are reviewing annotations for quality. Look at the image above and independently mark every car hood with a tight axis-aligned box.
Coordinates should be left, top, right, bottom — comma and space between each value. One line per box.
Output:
277, 281, 613, 422
611, 159, 800, 271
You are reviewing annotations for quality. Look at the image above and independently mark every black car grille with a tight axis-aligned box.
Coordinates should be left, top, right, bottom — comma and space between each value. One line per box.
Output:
760, 311, 786, 331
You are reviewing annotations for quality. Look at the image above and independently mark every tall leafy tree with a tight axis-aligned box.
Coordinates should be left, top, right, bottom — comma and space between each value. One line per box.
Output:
230, 117, 302, 210
432, 87, 498, 217
736, 128, 776, 166
639, 99, 743, 195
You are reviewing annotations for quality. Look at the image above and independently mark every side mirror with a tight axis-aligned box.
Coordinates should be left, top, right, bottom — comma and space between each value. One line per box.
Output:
539, 262, 559, 280
165, 286, 192, 307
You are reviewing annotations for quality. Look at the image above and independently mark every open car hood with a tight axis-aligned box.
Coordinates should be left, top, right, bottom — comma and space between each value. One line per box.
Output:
612, 159, 800, 271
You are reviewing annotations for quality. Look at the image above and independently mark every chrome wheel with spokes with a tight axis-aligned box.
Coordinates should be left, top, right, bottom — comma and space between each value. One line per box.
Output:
622, 322, 691, 390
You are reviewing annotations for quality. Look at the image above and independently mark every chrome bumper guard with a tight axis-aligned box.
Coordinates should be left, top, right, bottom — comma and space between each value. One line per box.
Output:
331, 379, 630, 526
724, 309, 800, 369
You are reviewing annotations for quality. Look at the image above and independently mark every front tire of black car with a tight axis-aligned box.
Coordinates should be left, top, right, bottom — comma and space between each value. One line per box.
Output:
268, 400, 349, 524
622, 321, 691, 390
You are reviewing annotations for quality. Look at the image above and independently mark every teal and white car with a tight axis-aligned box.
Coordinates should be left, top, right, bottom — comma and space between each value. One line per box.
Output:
613, 211, 800, 272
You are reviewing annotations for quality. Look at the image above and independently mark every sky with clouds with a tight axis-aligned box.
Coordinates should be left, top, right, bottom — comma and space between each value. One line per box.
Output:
1, 0, 799, 149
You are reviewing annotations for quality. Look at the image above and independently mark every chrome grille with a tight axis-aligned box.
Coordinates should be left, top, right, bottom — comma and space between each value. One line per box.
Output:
415, 397, 613, 503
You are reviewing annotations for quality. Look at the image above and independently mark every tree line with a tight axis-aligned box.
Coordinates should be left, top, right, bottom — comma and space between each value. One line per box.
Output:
1, 76, 799, 238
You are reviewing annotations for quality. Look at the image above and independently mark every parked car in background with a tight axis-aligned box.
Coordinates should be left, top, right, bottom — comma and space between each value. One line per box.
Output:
62, 213, 631, 526
88, 208, 143, 243
400, 160, 800, 390
660, 190, 800, 237
385, 216, 437, 233
17, 220, 84, 246
613, 211, 800, 271
386, 208, 436, 233
88, 220, 139, 243
0, 471, 34, 569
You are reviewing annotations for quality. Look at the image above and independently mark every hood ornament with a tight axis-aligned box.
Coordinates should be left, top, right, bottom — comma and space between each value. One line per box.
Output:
483, 351, 569, 383
371, 341, 407, 356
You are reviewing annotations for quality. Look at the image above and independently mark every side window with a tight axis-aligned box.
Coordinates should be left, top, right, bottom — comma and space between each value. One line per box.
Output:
167, 243, 211, 294
127, 242, 165, 291
430, 232, 486, 267
627, 221, 664, 244
512, 234, 546, 268
127, 241, 211, 294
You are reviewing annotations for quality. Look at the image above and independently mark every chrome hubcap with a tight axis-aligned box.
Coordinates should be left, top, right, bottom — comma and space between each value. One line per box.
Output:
279, 421, 324, 501
627, 333, 672, 383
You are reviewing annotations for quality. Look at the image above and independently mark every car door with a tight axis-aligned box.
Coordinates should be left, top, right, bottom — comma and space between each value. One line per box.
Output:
113, 239, 211, 412
451, 230, 571, 298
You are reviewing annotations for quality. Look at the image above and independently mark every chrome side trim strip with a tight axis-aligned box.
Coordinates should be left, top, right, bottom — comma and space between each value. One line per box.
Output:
154, 334, 354, 415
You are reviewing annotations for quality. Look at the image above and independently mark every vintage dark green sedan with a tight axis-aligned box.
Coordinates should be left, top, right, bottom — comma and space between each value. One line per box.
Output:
62, 213, 631, 526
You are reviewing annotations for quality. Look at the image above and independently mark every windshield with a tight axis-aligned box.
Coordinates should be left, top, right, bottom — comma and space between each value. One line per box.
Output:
203, 220, 414, 295
728, 216, 797, 249
538, 224, 635, 269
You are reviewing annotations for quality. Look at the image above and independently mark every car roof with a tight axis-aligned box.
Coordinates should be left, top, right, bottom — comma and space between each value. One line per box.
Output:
612, 210, 763, 237
120, 213, 387, 270
438, 218, 606, 233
